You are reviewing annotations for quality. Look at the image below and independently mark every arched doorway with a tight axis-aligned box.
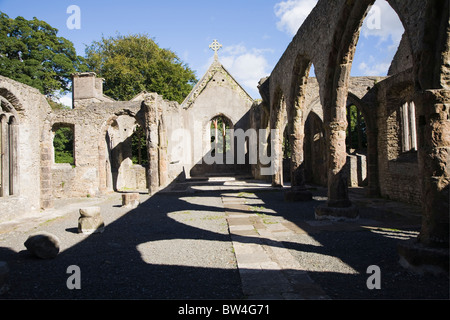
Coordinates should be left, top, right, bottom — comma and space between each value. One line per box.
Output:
303, 111, 327, 186
99, 114, 148, 193
345, 102, 368, 187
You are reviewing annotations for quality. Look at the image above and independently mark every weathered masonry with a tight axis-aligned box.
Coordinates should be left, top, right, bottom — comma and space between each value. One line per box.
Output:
255, 0, 449, 274
0, 44, 257, 220
0, 0, 448, 275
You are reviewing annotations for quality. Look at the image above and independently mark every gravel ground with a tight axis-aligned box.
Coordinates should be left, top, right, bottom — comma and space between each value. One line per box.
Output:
0, 184, 448, 300
0, 192, 242, 299
250, 189, 449, 300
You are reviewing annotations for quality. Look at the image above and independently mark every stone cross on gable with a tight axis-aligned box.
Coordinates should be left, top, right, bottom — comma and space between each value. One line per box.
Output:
209, 39, 222, 60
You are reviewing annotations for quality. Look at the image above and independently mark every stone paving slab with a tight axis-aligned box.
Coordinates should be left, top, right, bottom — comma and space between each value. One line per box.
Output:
222, 192, 329, 300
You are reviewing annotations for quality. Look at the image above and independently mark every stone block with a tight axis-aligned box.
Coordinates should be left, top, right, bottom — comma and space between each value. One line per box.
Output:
79, 206, 101, 217
78, 207, 104, 234
122, 193, 140, 208
24, 232, 60, 259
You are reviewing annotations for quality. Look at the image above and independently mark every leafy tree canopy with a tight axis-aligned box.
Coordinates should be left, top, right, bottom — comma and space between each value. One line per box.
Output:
0, 12, 88, 97
85, 34, 197, 103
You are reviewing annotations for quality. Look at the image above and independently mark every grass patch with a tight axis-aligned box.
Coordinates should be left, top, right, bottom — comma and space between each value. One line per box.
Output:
237, 192, 255, 198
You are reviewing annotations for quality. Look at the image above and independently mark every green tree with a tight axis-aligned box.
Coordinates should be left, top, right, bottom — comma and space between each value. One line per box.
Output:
131, 126, 148, 165
85, 34, 197, 103
53, 127, 74, 165
0, 12, 87, 97
346, 104, 367, 151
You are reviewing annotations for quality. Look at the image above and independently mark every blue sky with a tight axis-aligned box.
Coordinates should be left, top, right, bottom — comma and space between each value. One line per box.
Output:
0, 0, 404, 103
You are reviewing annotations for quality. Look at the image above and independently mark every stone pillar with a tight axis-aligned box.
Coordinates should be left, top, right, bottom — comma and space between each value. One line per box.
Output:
158, 120, 168, 188
0, 116, 8, 197
8, 119, 18, 196
271, 127, 283, 188
40, 141, 54, 209
122, 193, 140, 208
284, 113, 312, 201
325, 120, 354, 208
144, 95, 160, 195
270, 93, 286, 188
398, 89, 449, 274
315, 79, 358, 220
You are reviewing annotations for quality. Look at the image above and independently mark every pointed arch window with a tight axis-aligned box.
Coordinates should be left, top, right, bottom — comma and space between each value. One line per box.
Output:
400, 101, 417, 152
0, 111, 18, 197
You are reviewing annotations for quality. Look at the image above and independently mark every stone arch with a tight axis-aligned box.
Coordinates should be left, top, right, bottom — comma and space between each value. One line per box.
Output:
98, 112, 147, 193
285, 56, 315, 191
346, 92, 378, 193
191, 112, 250, 178
0, 87, 24, 117
209, 113, 234, 158
0, 95, 20, 122
303, 110, 327, 186
326, 0, 449, 261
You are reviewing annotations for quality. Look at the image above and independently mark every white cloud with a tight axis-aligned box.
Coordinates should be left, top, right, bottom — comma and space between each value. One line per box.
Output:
361, 0, 404, 45
274, 0, 318, 36
274, 0, 404, 45
219, 44, 271, 98
59, 93, 73, 108
274, 0, 404, 77
358, 60, 390, 76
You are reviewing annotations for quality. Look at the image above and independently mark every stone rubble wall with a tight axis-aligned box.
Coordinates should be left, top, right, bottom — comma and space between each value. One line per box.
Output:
0, 75, 51, 222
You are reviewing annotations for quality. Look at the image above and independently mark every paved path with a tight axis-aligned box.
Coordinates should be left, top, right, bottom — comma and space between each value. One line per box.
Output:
222, 192, 328, 299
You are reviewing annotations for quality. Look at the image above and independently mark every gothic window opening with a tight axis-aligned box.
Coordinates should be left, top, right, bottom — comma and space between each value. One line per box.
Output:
210, 115, 232, 157
400, 101, 417, 153
282, 125, 291, 160
346, 104, 367, 152
131, 125, 148, 166
53, 124, 75, 166
0, 106, 18, 197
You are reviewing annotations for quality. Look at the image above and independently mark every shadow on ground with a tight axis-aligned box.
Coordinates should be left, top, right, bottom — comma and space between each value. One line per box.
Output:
0, 179, 448, 300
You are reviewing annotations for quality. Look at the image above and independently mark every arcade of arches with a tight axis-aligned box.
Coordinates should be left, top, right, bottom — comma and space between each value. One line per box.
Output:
0, 0, 448, 275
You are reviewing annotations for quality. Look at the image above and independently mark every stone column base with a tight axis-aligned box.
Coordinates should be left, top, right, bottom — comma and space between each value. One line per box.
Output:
78, 207, 105, 234
284, 188, 313, 202
315, 203, 359, 221
122, 193, 140, 208
397, 239, 449, 276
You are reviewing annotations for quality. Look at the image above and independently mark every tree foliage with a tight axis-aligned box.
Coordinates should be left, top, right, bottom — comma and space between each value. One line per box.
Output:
53, 127, 74, 165
0, 12, 87, 97
85, 34, 197, 103
347, 104, 367, 151
131, 126, 148, 165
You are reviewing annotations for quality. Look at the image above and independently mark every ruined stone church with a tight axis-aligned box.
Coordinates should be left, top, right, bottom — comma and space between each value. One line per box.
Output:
0, 0, 448, 275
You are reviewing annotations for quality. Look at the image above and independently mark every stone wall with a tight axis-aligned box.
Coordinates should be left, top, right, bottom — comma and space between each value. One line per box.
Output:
0, 76, 52, 222
181, 59, 254, 178
46, 100, 143, 198
375, 69, 421, 205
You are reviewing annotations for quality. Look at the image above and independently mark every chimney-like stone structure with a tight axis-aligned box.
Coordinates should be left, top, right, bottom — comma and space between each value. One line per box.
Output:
72, 72, 113, 107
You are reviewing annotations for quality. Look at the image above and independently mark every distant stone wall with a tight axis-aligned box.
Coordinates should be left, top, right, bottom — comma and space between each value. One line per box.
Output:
375, 69, 421, 205
45, 100, 143, 198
